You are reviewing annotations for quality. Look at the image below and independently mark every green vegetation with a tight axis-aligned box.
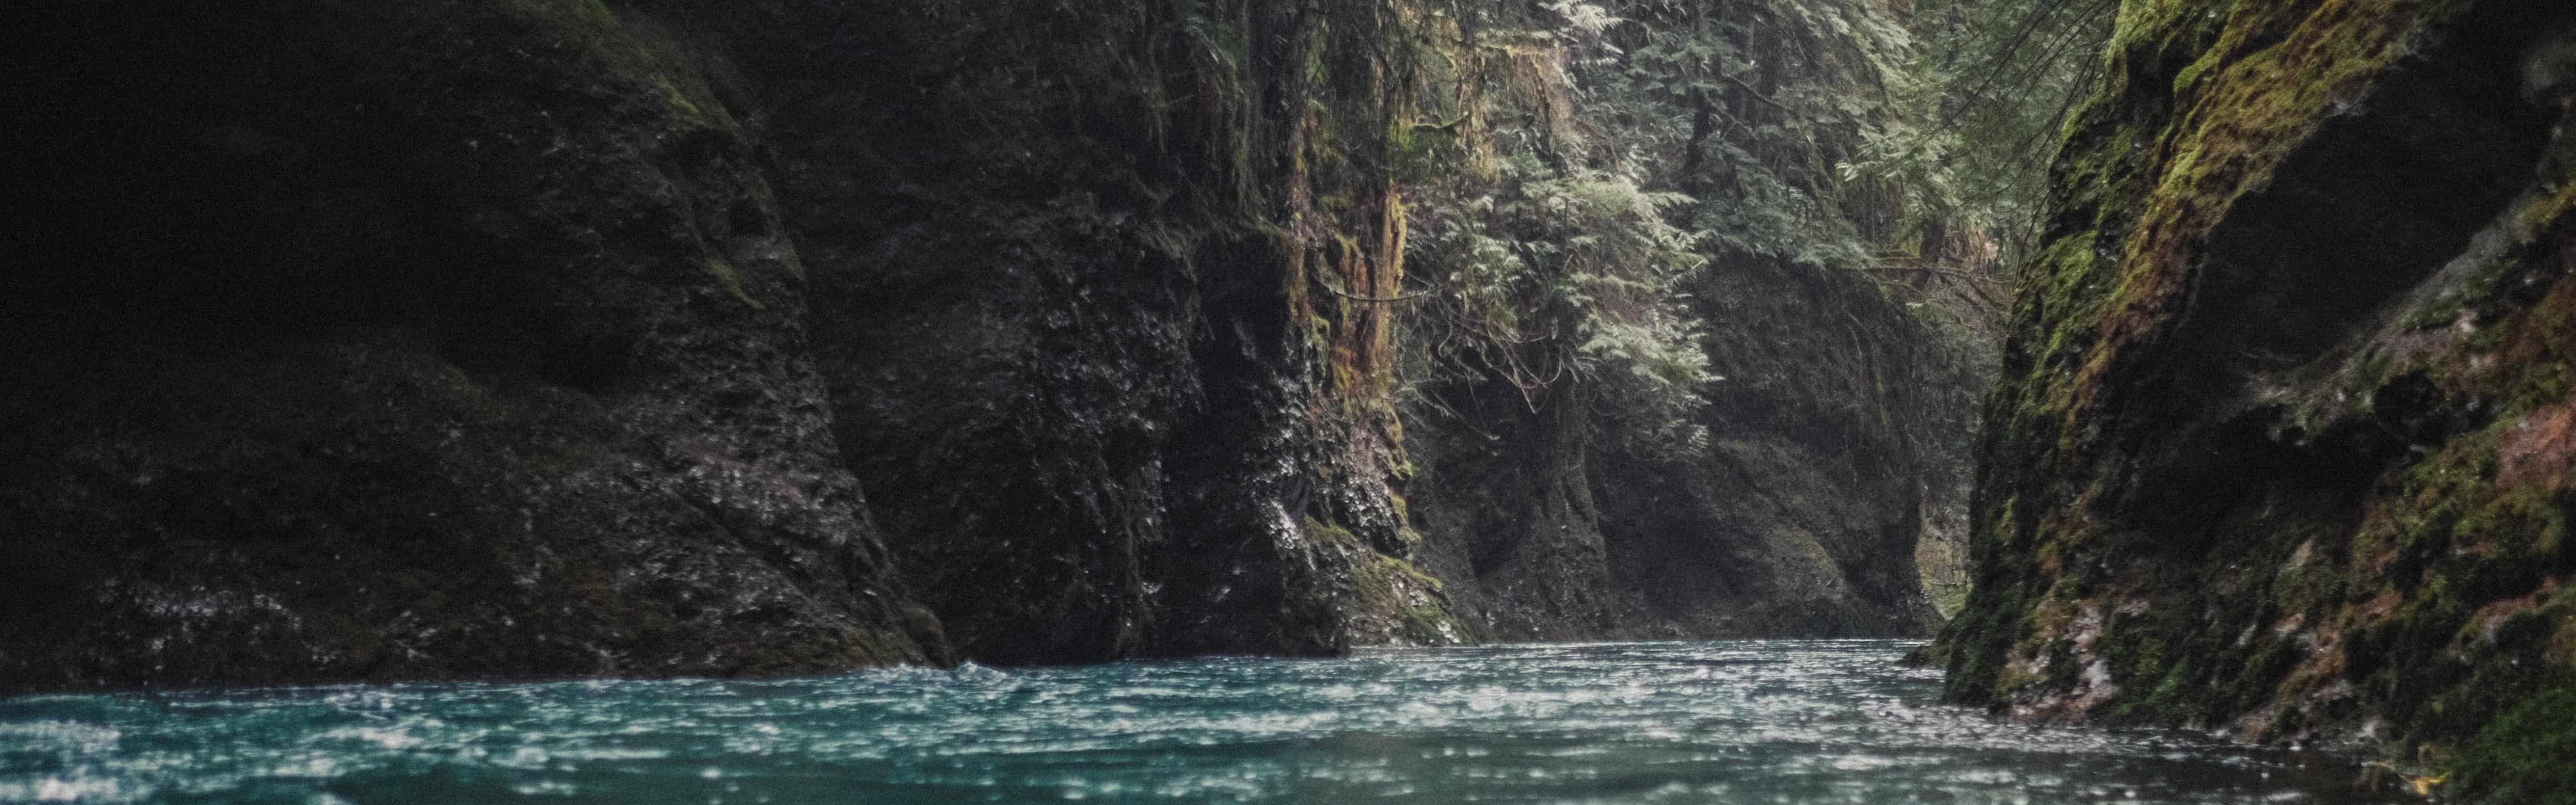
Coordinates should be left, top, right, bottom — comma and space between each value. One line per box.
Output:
1392, 0, 2030, 462
2455, 690, 2576, 804
1936, 0, 2576, 799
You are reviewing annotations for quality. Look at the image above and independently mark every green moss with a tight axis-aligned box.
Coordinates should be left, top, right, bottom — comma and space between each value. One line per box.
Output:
653, 75, 709, 125
1302, 515, 1354, 545
1349, 545, 1447, 596
701, 257, 763, 309
2451, 690, 2576, 804
2504, 361, 2570, 415
498, 0, 738, 133
2170, 49, 2220, 97
1313, 515, 1466, 644
1398, 605, 1457, 642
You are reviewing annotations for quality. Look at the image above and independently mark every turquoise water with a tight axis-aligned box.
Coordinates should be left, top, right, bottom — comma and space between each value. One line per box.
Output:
1, 640, 2384, 803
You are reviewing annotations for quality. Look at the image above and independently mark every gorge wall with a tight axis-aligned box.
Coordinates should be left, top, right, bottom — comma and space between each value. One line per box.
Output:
1937, 0, 2576, 799
3, 0, 1461, 691
5, 0, 1980, 693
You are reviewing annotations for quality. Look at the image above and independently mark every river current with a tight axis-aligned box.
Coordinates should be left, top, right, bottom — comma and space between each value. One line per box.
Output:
1, 640, 2390, 803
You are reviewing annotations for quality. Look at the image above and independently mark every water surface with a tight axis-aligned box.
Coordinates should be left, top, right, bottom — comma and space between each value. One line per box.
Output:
1, 640, 2386, 803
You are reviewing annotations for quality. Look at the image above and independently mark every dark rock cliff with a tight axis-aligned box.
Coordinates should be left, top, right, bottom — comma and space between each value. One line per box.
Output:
731, 0, 1466, 662
3, 0, 1976, 693
1591, 257, 1969, 639
1938, 0, 2576, 799
1, 0, 1464, 691
5, 1, 938, 691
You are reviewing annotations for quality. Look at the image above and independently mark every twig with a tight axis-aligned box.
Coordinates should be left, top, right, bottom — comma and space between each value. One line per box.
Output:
1724, 73, 1791, 111
1849, 264, 2009, 285
1322, 283, 1435, 303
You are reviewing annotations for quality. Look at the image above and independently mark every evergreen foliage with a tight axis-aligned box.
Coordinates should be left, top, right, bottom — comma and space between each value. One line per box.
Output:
1893, 0, 2114, 265
1394, 0, 2037, 442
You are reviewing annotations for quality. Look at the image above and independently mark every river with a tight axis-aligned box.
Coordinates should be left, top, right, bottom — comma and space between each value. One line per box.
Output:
1, 640, 2394, 803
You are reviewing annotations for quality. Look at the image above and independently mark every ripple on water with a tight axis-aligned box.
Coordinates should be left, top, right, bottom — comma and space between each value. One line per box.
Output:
0, 641, 2403, 804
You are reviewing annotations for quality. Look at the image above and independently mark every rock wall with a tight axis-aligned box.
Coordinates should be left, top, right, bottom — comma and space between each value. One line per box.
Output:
4, 1, 938, 691
734, 0, 1466, 662
4, 0, 1986, 693
1593, 257, 1969, 639
1406, 377, 1628, 640
1938, 0, 2576, 799
0, 0, 1465, 691
1408, 250, 1972, 641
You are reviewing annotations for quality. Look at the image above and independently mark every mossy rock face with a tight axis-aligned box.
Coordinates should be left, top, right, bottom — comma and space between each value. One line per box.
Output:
1938, 0, 2576, 798
2454, 688, 2576, 804
1309, 518, 1473, 647
2, 1, 934, 692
